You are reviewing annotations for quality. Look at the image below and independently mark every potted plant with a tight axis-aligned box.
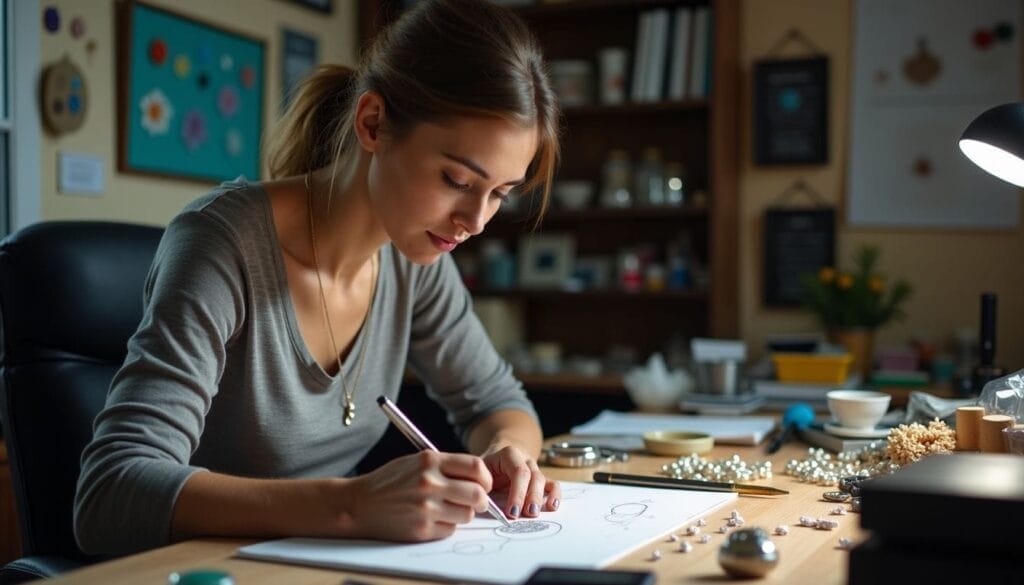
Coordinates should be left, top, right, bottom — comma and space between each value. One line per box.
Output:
800, 245, 913, 379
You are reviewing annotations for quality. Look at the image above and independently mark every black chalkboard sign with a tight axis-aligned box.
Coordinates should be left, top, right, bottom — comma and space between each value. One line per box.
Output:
754, 57, 829, 165
763, 207, 834, 306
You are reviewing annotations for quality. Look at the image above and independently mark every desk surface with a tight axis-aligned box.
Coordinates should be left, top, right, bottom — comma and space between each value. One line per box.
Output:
43, 441, 862, 585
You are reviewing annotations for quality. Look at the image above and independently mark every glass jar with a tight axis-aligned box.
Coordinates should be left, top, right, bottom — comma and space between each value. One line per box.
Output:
635, 147, 664, 206
600, 149, 633, 208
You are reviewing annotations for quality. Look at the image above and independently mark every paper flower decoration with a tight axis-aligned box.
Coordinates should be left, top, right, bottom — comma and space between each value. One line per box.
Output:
139, 88, 173, 136
217, 85, 239, 118
225, 128, 243, 157
174, 54, 191, 79
181, 109, 207, 152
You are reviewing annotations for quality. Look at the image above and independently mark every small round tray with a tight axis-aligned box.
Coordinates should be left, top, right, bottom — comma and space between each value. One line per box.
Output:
643, 431, 714, 456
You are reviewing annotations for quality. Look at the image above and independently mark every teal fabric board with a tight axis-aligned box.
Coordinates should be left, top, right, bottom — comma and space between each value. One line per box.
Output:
124, 4, 264, 182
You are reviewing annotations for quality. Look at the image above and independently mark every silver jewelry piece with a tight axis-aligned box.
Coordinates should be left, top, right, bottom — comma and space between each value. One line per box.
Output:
718, 528, 779, 578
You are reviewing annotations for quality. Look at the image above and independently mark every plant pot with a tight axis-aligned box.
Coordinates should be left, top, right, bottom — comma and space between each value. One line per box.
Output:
828, 328, 875, 382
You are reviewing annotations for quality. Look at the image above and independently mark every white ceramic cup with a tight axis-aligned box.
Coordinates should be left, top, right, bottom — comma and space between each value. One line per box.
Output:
826, 390, 891, 430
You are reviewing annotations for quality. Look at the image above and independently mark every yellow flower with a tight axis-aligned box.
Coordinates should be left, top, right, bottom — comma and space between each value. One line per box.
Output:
869, 276, 885, 293
819, 267, 836, 283
837, 273, 853, 289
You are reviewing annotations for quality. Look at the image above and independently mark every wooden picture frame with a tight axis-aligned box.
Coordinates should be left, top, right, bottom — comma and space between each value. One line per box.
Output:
281, 28, 318, 111
286, 0, 333, 14
117, 2, 265, 183
753, 57, 829, 165
518, 235, 575, 289
762, 207, 835, 307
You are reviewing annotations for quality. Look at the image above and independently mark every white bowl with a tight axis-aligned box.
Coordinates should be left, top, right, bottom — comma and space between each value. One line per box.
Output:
553, 181, 595, 210
826, 390, 891, 430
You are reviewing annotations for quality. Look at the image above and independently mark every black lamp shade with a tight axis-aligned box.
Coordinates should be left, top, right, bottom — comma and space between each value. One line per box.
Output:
959, 102, 1024, 187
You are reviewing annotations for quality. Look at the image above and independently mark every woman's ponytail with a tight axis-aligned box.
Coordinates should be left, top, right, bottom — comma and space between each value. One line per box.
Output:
265, 65, 356, 179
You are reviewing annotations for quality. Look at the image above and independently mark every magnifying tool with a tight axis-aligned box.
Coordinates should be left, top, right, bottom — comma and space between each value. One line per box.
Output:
541, 442, 630, 468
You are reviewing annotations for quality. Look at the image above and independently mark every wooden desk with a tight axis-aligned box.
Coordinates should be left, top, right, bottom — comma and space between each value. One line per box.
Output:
41, 441, 862, 584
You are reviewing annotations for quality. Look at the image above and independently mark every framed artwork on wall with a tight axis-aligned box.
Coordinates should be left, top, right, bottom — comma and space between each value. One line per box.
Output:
281, 28, 318, 111
285, 0, 333, 14
518, 234, 575, 289
117, 2, 265, 183
753, 57, 829, 166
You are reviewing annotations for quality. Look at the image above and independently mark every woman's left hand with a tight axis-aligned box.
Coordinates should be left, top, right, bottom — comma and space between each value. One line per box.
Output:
481, 445, 560, 520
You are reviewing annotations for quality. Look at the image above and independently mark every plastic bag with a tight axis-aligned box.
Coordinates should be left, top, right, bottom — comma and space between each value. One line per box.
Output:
979, 368, 1024, 422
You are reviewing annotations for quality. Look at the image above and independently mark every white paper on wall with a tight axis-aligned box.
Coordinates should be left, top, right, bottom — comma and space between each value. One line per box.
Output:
848, 0, 1021, 228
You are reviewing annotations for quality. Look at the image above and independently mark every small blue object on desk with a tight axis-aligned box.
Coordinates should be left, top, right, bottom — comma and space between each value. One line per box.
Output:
765, 403, 815, 454
168, 570, 234, 585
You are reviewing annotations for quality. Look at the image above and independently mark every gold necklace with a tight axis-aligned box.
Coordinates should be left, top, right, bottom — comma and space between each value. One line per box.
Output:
306, 172, 378, 426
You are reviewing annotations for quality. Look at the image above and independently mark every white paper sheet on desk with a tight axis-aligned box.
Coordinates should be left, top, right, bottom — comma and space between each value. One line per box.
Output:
571, 410, 776, 446
236, 481, 735, 584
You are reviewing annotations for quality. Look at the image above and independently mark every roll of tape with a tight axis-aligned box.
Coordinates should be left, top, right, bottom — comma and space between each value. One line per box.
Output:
642, 431, 714, 456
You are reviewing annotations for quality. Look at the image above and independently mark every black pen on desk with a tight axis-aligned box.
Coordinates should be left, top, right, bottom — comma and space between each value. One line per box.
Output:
593, 472, 788, 497
376, 396, 511, 526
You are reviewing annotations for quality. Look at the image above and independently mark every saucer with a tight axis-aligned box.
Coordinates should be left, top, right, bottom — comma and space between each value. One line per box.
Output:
823, 422, 891, 439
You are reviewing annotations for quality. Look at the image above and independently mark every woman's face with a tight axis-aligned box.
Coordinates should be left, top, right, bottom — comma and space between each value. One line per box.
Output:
367, 115, 539, 265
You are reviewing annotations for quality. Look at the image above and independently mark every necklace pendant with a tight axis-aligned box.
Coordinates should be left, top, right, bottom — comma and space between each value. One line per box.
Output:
343, 402, 355, 426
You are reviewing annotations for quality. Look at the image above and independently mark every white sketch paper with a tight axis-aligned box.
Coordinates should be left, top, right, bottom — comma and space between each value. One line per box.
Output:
848, 0, 1021, 228
237, 481, 736, 584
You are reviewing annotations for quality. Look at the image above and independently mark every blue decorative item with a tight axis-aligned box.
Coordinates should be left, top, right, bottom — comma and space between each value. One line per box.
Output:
43, 6, 60, 33
119, 2, 265, 182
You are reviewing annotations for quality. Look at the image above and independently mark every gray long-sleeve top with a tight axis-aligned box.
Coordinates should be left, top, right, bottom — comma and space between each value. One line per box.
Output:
73, 181, 536, 555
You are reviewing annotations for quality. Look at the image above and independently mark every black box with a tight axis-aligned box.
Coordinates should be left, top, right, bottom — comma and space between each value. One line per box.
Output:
848, 535, 1021, 585
859, 453, 1024, 553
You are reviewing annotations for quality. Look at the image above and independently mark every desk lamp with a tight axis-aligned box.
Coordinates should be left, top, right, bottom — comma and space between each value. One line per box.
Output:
958, 103, 1021, 392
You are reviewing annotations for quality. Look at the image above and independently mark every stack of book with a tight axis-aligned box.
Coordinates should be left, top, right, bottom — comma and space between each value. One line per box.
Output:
751, 374, 862, 411
631, 6, 714, 103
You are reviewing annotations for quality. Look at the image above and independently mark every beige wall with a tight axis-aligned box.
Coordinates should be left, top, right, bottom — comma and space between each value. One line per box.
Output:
740, 0, 1024, 369
39, 0, 357, 225
37, 1, 1024, 370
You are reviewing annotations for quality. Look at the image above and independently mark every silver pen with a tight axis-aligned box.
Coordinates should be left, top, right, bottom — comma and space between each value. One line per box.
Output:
376, 395, 511, 526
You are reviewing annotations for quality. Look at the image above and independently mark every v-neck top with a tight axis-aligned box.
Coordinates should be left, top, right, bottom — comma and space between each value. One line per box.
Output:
74, 180, 536, 555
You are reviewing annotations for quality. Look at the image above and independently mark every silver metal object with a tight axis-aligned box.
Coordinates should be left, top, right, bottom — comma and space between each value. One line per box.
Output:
541, 442, 629, 468
823, 490, 851, 502
718, 527, 779, 578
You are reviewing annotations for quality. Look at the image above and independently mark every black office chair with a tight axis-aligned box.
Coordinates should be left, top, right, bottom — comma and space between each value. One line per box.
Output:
0, 221, 163, 583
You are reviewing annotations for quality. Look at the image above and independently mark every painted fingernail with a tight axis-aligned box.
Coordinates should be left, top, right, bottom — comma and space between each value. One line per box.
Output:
509, 505, 519, 518
552, 499, 560, 510
528, 503, 539, 515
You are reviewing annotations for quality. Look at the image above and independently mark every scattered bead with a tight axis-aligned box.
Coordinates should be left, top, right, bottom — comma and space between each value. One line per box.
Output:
823, 490, 851, 502
686, 525, 701, 535
850, 497, 862, 513
815, 519, 839, 530
730, 509, 741, 519
774, 525, 790, 536
697, 518, 708, 527
698, 534, 711, 544
649, 549, 662, 561
663, 453, 773, 483
718, 525, 730, 534
679, 541, 694, 553
666, 533, 679, 542
799, 516, 818, 528
783, 446, 897, 487
830, 506, 847, 516
838, 537, 854, 550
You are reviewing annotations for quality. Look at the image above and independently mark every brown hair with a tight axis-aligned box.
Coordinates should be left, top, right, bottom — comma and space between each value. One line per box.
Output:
266, 0, 560, 218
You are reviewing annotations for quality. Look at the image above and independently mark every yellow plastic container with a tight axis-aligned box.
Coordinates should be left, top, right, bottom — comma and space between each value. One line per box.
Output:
772, 353, 854, 384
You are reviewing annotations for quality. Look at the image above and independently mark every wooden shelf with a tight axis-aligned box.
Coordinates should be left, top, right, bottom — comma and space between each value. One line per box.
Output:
471, 288, 708, 302
494, 205, 708, 226
562, 100, 709, 117
517, 0, 702, 19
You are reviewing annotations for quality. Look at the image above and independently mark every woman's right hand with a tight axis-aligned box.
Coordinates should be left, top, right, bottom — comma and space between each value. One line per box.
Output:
339, 450, 495, 541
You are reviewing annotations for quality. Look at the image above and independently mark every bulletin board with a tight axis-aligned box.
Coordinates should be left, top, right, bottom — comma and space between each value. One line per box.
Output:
118, 2, 265, 183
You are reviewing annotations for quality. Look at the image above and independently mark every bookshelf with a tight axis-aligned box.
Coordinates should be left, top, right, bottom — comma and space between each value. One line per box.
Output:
358, 0, 739, 396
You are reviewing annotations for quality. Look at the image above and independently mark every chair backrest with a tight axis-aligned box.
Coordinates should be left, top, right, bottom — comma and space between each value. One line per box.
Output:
0, 221, 163, 562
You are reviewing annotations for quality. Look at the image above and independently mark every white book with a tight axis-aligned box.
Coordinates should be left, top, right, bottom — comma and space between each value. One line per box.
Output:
643, 8, 671, 102
667, 6, 693, 101
687, 6, 710, 99
630, 11, 652, 102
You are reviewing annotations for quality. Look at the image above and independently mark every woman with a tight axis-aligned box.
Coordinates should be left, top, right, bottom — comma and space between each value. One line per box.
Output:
74, 0, 560, 555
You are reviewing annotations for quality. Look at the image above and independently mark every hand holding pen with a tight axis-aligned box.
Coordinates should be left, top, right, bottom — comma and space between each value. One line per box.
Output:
377, 396, 510, 526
